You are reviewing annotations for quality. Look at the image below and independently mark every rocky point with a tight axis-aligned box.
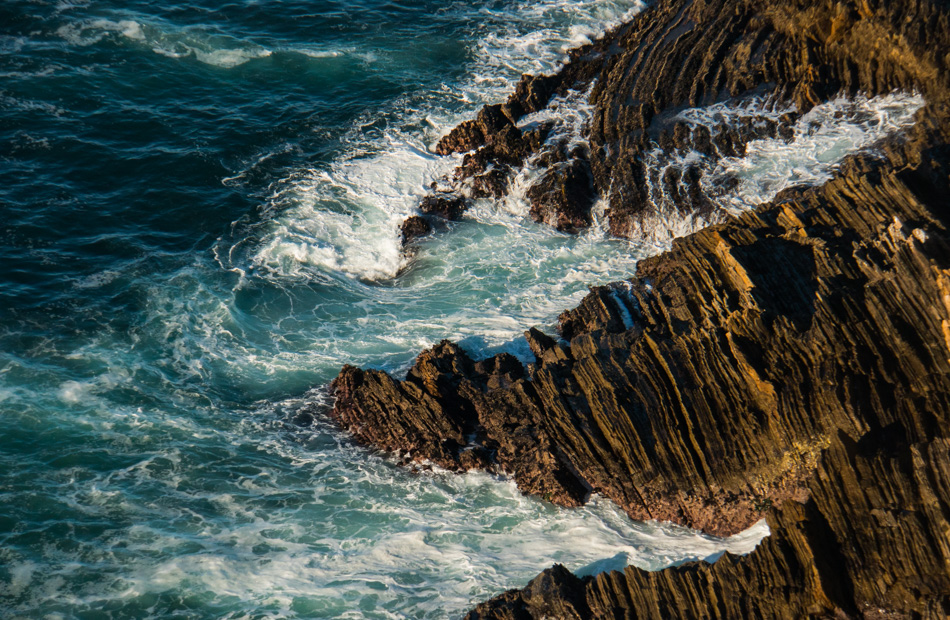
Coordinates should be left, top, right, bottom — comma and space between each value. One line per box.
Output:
324, 0, 950, 616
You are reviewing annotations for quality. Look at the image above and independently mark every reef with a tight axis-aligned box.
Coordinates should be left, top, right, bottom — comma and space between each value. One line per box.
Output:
326, 0, 950, 616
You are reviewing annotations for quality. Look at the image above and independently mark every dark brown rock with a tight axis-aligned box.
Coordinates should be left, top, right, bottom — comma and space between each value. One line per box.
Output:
322, 0, 950, 616
429, 0, 950, 238
584, 0, 950, 236
419, 193, 467, 220
468, 166, 511, 199
436, 120, 486, 156
400, 215, 432, 244
465, 564, 592, 620
526, 156, 597, 233
334, 123, 950, 536
435, 104, 522, 157
468, 432, 950, 619
329, 341, 589, 506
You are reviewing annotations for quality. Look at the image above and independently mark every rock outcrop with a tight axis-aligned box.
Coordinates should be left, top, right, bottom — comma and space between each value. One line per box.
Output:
412, 0, 950, 238
466, 432, 950, 619
334, 119, 950, 535
324, 0, 950, 616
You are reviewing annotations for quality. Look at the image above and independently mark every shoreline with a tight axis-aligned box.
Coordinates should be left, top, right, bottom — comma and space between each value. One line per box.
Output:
323, 0, 950, 616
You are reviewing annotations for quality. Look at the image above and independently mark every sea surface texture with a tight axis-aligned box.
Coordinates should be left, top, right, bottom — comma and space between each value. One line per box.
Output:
0, 0, 923, 618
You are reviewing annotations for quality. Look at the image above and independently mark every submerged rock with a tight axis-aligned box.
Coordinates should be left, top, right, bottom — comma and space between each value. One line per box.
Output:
400, 215, 432, 244
418, 193, 467, 220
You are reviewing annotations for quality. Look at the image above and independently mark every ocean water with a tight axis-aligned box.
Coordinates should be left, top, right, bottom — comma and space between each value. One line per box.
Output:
0, 0, 923, 618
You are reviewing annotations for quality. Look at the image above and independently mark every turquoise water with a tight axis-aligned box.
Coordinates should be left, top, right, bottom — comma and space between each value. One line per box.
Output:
0, 0, 923, 617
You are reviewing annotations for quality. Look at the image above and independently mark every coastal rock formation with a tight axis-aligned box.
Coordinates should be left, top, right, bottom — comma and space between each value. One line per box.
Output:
414, 0, 950, 238
466, 432, 950, 619
334, 124, 950, 535
326, 0, 950, 616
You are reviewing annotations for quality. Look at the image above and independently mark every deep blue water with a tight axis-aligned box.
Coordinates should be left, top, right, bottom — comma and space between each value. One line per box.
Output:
0, 0, 923, 617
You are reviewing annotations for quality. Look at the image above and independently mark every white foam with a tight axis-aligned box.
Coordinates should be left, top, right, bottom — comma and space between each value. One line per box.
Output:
192, 47, 271, 69
471, 0, 648, 94
0, 561, 37, 598
240, 0, 648, 283
250, 143, 457, 281
57, 380, 89, 404
2, 389, 768, 617
709, 92, 924, 211
57, 18, 273, 68
637, 92, 925, 241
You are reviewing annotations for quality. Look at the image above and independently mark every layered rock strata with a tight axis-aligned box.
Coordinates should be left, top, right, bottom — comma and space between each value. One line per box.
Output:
412, 0, 950, 238
325, 0, 950, 616
466, 431, 950, 618
334, 119, 950, 535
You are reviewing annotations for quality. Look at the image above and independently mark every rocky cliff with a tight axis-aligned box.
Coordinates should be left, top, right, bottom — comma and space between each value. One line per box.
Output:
327, 0, 950, 616
409, 0, 950, 239
466, 432, 950, 619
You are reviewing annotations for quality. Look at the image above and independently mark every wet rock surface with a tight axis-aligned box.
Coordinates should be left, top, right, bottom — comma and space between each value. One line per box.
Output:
418, 193, 467, 220
526, 146, 597, 233
335, 125, 950, 531
400, 215, 432, 244
415, 0, 950, 238
466, 432, 950, 619
327, 0, 950, 616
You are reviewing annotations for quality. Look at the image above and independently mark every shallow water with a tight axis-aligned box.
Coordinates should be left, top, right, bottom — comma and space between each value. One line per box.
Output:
0, 0, 923, 617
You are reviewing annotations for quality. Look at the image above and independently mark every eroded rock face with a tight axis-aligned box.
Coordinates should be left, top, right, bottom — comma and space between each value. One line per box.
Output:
418, 193, 467, 220
330, 339, 590, 507
325, 0, 950, 616
526, 144, 597, 233
416, 0, 950, 238
332, 0, 950, 537
333, 129, 950, 536
466, 432, 950, 619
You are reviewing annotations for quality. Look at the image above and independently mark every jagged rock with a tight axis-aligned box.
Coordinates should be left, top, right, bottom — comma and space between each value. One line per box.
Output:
329, 341, 588, 507
466, 564, 592, 620
435, 76, 561, 157
400, 215, 432, 243
428, 0, 950, 238
419, 193, 467, 220
526, 156, 597, 233
334, 127, 950, 536
467, 432, 950, 619
585, 0, 950, 236
323, 0, 950, 616
435, 104, 518, 156
468, 166, 511, 199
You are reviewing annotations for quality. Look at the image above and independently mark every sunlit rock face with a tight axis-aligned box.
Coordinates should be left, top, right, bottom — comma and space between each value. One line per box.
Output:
329, 0, 950, 616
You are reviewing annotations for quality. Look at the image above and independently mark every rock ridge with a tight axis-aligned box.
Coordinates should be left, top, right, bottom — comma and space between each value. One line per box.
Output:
405, 0, 949, 241
322, 0, 950, 616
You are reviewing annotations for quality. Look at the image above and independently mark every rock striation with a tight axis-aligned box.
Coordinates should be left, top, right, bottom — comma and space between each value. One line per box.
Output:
334, 121, 950, 534
415, 0, 950, 238
466, 431, 950, 619
325, 0, 950, 616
